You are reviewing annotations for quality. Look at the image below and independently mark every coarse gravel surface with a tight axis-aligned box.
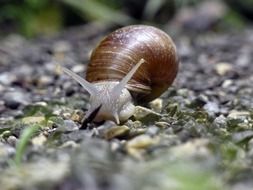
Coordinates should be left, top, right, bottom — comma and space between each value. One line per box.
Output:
0, 24, 253, 190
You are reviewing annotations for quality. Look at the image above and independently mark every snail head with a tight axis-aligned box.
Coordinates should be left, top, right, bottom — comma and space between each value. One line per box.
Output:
62, 59, 145, 124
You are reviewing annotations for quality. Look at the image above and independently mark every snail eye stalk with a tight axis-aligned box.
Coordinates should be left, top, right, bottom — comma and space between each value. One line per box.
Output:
112, 58, 145, 98
62, 67, 98, 96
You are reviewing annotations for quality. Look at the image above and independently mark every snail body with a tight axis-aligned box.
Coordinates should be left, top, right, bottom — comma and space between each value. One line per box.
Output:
63, 25, 178, 124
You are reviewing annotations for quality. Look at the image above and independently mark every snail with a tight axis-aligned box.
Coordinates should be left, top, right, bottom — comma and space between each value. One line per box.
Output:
62, 25, 178, 124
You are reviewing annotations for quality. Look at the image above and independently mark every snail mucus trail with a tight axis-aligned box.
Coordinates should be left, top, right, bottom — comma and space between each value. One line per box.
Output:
62, 25, 178, 125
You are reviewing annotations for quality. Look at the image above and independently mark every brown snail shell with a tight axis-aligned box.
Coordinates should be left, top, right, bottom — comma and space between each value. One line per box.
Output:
86, 25, 178, 102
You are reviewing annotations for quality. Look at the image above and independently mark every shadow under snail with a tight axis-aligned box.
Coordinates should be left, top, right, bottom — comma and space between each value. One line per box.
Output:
62, 25, 178, 124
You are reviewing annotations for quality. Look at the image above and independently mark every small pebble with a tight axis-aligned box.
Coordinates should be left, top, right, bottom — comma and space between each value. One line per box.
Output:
70, 110, 85, 123
32, 135, 47, 146
232, 130, 253, 143
0, 130, 11, 139
7, 136, 18, 146
222, 79, 233, 88
22, 116, 45, 124
110, 140, 122, 152
53, 41, 72, 53
170, 138, 211, 159
149, 98, 163, 113
63, 120, 79, 131
33, 102, 48, 107
213, 115, 227, 128
155, 121, 170, 129
60, 141, 79, 149
0, 72, 17, 85
72, 64, 85, 73
215, 62, 233, 75
128, 128, 147, 138
146, 126, 160, 136
0, 142, 16, 158
228, 110, 250, 119
134, 106, 161, 124
126, 135, 158, 149
203, 101, 219, 115
3, 91, 29, 109
38, 75, 54, 86
103, 125, 130, 140
62, 112, 71, 119
126, 135, 159, 159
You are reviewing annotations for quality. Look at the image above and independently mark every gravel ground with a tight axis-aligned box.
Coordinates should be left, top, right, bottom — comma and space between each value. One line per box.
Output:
0, 23, 253, 190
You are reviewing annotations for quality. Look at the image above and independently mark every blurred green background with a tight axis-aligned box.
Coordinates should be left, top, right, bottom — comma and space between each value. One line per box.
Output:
0, 0, 252, 37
